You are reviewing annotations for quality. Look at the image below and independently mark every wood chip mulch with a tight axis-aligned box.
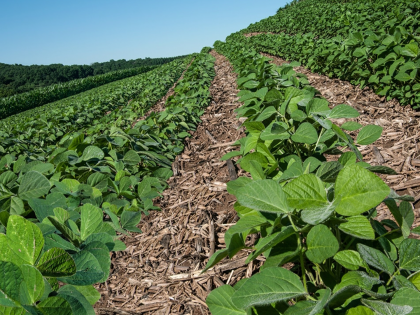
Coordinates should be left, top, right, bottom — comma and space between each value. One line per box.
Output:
95, 51, 262, 315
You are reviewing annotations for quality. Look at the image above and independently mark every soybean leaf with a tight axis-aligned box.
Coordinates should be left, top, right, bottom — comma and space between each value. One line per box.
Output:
0, 215, 44, 266
0, 261, 23, 303
335, 165, 390, 216
327, 285, 362, 308
72, 285, 101, 305
82, 241, 110, 283
341, 121, 362, 131
123, 150, 140, 165
345, 306, 374, 315
120, 210, 142, 233
284, 174, 328, 209
231, 267, 306, 309
37, 296, 72, 315
391, 288, 420, 314
19, 264, 45, 305
80, 204, 103, 241
57, 251, 104, 286
284, 288, 331, 315
334, 250, 366, 271
203, 249, 229, 273
206, 285, 247, 315
339, 216, 375, 240
18, 171, 51, 201
356, 125, 383, 145
328, 104, 359, 119
357, 244, 395, 275
58, 285, 95, 315
306, 225, 339, 263
246, 226, 295, 263
36, 248, 76, 277
362, 299, 412, 315
291, 122, 318, 144
236, 180, 290, 214
399, 238, 420, 271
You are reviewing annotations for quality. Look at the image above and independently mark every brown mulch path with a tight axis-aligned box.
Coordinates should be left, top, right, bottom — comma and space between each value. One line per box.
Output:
131, 58, 195, 127
95, 51, 261, 315
261, 52, 420, 223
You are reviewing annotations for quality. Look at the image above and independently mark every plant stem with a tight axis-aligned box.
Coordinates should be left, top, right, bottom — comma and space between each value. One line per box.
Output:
375, 228, 400, 241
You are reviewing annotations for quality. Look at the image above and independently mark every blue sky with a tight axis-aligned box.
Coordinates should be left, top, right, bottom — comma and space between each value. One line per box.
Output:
0, 0, 288, 66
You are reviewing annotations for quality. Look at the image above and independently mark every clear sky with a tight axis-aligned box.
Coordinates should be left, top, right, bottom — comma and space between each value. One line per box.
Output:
0, 0, 289, 66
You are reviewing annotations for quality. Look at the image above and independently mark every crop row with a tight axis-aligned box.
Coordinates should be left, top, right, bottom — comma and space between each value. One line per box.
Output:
0, 57, 191, 157
231, 0, 420, 108
0, 65, 164, 119
0, 52, 216, 314
204, 39, 420, 314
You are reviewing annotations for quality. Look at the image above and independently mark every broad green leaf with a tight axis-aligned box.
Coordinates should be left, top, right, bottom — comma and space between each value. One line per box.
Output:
0, 216, 44, 266
391, 288, 420, 315
81, 146, 104, 161
246, 226, 295, 263
357, 244, 395, 275
239, 153, 268, 173
334, 250, 365, 271
327, 285, 362, 308
334, 271, 380, 293
301, 202, 336, 225
58, 285, 95, 315
231, 267, 306, 309
28, 192, 67, 222
346, 306, 374, 315
362, 299, 412, 315
203, 249, 229, 273
399, 238, 420, 271
72, 286, 101, 305
0, 261, 23, 303
18, 171, 51, 201
82, 242, 110, 283
262, 235, 299, 270
394, 71, 411, 82
339, 216, 375, 240
37, 296, 72, 315
206, 285, 247, 315
225, 215, 268, 257
316, 161, 343, 183
19, 264, 44, 305
329, 104, 359, 119
338, 152, 357, 166
236, 180, 290, 214
80, 204, 103, 241
291, 122, 318, 144
57, 251, 103, 286
36, 248, 76, 277
120, 210, 142, 233
284, 288, 330, 315
306, 225, 339, 263
356, 125, 383, 145
341, 121, 362, 131
284, 174, 328, 209
123, 150, 140, 165
227, 177, 252, 195
335, 165, 390, 216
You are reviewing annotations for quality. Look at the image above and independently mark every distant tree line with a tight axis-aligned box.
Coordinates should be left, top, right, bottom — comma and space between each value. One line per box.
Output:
0, 55, 187, 98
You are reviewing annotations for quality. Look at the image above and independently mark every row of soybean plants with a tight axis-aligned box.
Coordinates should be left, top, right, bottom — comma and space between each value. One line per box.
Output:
0, 52, 216, 315
0, 65, 162, 119
0, 57, 191, 157
233, 0, 420, 108
204, 40, 420, 315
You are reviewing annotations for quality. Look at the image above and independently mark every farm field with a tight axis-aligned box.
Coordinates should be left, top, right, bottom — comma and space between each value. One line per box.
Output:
1, 0, 420, 314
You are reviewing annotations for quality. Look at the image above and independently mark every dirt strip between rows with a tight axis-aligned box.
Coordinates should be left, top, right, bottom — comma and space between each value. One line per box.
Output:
261, 52, 420, 224
95, 51, 257, 315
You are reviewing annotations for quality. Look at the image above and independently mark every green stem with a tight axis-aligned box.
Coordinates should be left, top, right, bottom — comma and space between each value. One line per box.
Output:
375, 228, 400, 241
386, 270, 400, 286
314, 128, 325, 152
